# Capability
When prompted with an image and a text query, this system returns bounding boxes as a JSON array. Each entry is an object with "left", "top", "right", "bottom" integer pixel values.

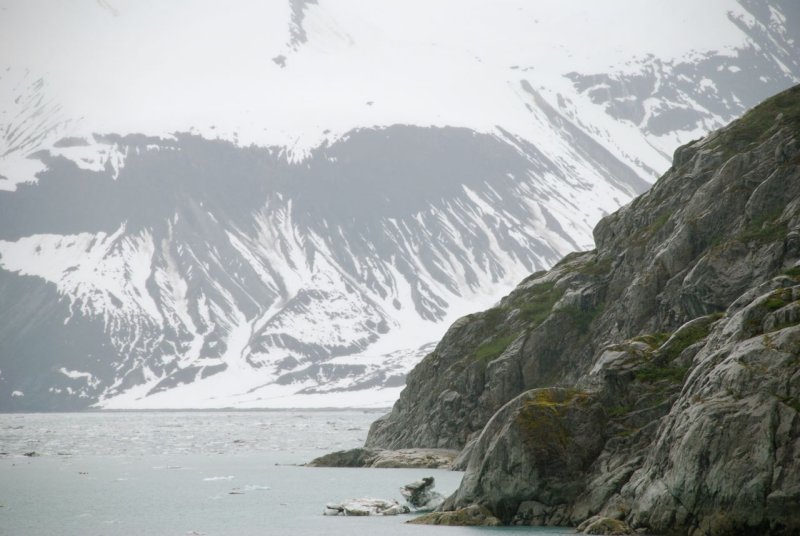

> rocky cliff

[{"left": 366, "top": 85, "right": 800, "bottom": 534}]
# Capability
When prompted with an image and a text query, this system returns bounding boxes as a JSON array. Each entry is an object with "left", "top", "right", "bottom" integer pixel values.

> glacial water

[{"left": 0, "top": 411, "right": 573, "bottom": 535}]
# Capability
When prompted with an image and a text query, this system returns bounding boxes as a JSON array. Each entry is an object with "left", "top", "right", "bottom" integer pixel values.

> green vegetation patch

[
  {"left": 783, "top": 266, "right": 800, "bottom": 279},
  {"left": 514, "top": 282, "right": 565, "bottom": 327},
  {"left": 515, "top": 389, "right": 590, "bottom": 464},
  {"left": 606, "top": 405, "right": 632, "bottom": 418},
  {"left": 631, "top": 211, "right": 672, "bottom": 245},
  {"left": 634, "top": 365, "right": 689, "bottom": 384},
  {"left": 660, "top": 320, "right": 716, "bottom": 361},
  {"left": 474, "top": 333, "right": 519, "bottom": 365},
  {"left": 551, "top": 251, "right": 589, "bottom": 270},
  {"left": 777, "top": 395, "right": 800, "bottom": 414},
  {"left": 737, "top": 211, "right": 788, "bottom": 244},
  {"left": 764, "top": 288, "right": 793, "bottom": 311},
  {"left": 468, "top": 281, "right": 566, "bottom": 367},
  {"left": 767, "top": 317, "right": 800, "bottom": 334},
  {"left": 556, "top": 304, "right": 604, "bottom": 344},
  {"left": 575, "top": 257, "right": 613, "bottom": 277},
  {"left": 634, "top": 332, "right": 672, "bottom": 349},
  {"left": 711, "top": 85, "right": 800, "bottom": 158}
]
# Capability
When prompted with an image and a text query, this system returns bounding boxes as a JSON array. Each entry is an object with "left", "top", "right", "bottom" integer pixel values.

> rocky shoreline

[
  {"left": 307, "top": 447, "right": 458, "bottom": 469},
  {"left": 359, "top": 86, "right": 800, "bottom": 535}
]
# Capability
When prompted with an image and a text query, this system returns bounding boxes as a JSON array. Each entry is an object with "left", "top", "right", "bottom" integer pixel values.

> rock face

[
  {"left": 366, "top": 85, "right": 800, "bottom": 535},
  {"left": 577, "top": 516, "right": 634, "bottom": 535},
  {"left": 407, "top": 505, "right": 502, "bottom": 527}
]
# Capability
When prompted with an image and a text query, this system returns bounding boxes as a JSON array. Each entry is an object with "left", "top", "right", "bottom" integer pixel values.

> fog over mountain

[{"left": 0, "top": 0, "right": 798, "bottom": 410}]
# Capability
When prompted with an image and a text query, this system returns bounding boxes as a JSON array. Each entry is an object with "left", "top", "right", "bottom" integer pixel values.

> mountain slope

[
  {"left": 0, "top": 123, "right": 643, "bottom": 410},
  {"left": 0, "top": 0, "right": 799, "bottom": 410},
  {"left": 368, "top": 85, "right": 800, "bottom": 534}
]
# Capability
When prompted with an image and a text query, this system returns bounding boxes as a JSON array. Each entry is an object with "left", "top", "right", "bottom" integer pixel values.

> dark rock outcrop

[
  {"left": 367, "top": 85, "right": 800, "bottom": 535},
  {"left": 307, "top": 447, "right": 457, "bottom": 469},
  {"left": 407, "top": 505, "right": 502, "bottom": 526}
]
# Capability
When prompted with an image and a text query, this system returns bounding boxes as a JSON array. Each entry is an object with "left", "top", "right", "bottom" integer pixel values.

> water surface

[{"left": 0, "top": 411, "right": 573, "bottom": 535}]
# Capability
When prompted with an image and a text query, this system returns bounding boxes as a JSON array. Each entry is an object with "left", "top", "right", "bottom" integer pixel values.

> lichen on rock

[{"left": 366, "top": 85, "right": 800, "bottom": 535}]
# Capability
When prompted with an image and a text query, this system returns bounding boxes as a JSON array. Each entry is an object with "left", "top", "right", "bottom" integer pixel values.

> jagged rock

[
  {"left": 400, "top": 477, "right": 444, "bottom": 511},
  {"left": 323, "top": 498, "right": 410, "bottom": 516},
  {"left": 407, "top": 505, "right": 501, "bottom": 526},
  {"left": 450, "top": 437, "right": 477, "bottom": 471},
  {"left": 365, "top": 85, "right": 800, "bottom": 533},
  {"left": 577, "top": 516, "right": 634, "bottom": 535},
  {"left": 307, "top": 447, "right": 457, "bottom": 469},
  {"left": 621, "top": 285, "right": 800, "bottom": 534},
  {"left": 443, "top": 388, "right": 607, "bottom": 523}
]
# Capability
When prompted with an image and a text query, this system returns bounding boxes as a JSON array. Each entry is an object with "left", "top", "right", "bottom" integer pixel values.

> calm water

[{"left": 0, "top": 411, "right": 573, "bottom": 535}]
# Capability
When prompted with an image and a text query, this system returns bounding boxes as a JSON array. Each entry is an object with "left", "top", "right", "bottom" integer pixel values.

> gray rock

[
  {"left": 577, "top": 516, "right": 634, "bottom": 535},
  {"left": 407, "top": 505, "right": 501, "bottom": 526},
  {"left": 307, "top": 447, "right": 458, "bottom": 469},
  {"left": 365, "top": 86, "right": 800, "bottom": 533},
  {"left": 370, "top": 449, "right": 458, "bottom": 469},
  {"left": 307, "top": 447, "right": 378, "bottom": 467},
  {"left": 445, "top": 388, "right": 607, "bottom": 523}
]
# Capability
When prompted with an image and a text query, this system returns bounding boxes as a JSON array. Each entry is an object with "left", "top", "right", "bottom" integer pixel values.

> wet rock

[
  {"left": 577, "top": 516, "right": 634, "bottom": 535},
  {"left": 407, "top": 505, "right": 501, "bottom": 526}
]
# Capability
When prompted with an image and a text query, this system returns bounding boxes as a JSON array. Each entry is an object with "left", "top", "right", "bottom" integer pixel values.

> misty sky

[{"left": 0, "top": 0, "right": 751, "bottom": 149}]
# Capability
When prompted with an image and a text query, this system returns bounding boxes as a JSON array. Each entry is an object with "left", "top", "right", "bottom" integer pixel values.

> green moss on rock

[
  {"left": 783, "top": 266, "right": 800, "bottom": 279},
  {"left": 633, "top": 332, "right": 672, "bottom": 349},
  {"left": 765, "top": 288, "right": 793, "bottom": 311},
  {"left": 474, "top": 333, "right": 518, "bottom": 364},
  {"left": 576, "top": 257, "right": 613, "bottom": 276},
  {"left": 634, "top": 365, "right": 689, "bottom": 384},
  {"left": 515, "top": 389, "right": 590, "bottom": 464},
  {"left": 711, "top": 85, "right": 800, "bottom": 158},
  {"left": 515, "top": 282, "right": 565, "bottom": 326},
  {"left": 737, "top": 211, "right": 788, "bottom": 244}
]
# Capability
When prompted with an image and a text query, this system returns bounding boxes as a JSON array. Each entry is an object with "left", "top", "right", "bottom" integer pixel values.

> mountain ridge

[{"left": 1, "top": 0, "right": 799, "bottom": 410}]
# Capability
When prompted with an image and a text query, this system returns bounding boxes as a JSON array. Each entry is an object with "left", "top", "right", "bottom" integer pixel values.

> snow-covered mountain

[{"left": 0, "top": 0, "right": 797, "bottom": 410}]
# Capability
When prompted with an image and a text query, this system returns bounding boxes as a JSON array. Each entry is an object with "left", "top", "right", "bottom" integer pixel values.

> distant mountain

[{"left": 0, "top": 0, "right": 798, "bottom": 410}]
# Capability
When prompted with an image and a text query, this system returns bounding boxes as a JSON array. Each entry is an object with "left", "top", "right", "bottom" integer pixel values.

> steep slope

[
  {"left": 367, "top": 86, "right": 800, "bottom": 534},
  {"left": 0, "top": 123, "right": 641, "bottom": 410},
  {"left": 0, "top": 0, "right": 798, "bottom": 410}
]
